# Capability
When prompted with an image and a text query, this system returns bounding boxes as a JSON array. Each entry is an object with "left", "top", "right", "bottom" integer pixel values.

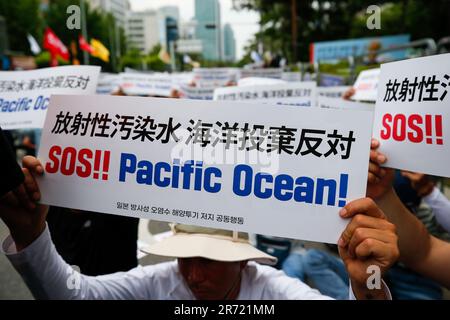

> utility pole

[
  {"left": 169, "top": 41, "right": 176, "bottom": 72},
  {"left": 115, "top": 23, "right": 121, "bottom": 71},
  {"left": 216, "top": 0, "right": 222, "bottom": 61},
  {"left": 80, "top": 0, "right": 89, "bottom": 65},
  {"left": 291, "top": 0, "right": 298, "bottom": 63},
  {"left": 108, "top": 20, "right": 116, "bottom": 72}
]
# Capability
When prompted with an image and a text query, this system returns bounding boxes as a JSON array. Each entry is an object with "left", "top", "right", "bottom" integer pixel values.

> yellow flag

[{"left": 90, "top": 38, "right": 110, "bottom": 63}]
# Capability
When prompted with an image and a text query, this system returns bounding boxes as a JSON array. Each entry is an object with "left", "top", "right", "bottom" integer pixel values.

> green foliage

[
  {"left": 235, "top": 0, "right": 450, "bottom": 63},
  {"left": 0, "top": 0, "right": 43, "bottom": 53},
  {"left": 120, "top": 46, "right": 168, "bottom": 72},
  {"left": 34, "top": 51, "right": 70, "bottom": 68},
  {"left": 1, "top": 0, "right": 126, "bottom": 70}
]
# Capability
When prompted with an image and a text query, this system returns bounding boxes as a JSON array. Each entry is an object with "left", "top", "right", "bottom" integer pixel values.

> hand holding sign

[
  {"left": 0, "top": 156, "right": 48, "bottom": 251},
  {"left": 338, "top": 197, "right": 399, "bottom": 299},
  {"left": 367, "top": 139, "right": 394, "bottom": 200}
]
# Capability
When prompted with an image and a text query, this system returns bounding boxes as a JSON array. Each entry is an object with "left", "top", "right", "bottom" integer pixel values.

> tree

[
  {"left": 1, "top": 0, "right": 127, "bottom": 70},
  {"left": 234, "top": 0, "right": 450, "bottom": 64},
  {"left": 0, "top": 0, "right": 43, "bottom": 54},
  {"left": 44, "top": 0, "right": 125, "bottom": 71}
]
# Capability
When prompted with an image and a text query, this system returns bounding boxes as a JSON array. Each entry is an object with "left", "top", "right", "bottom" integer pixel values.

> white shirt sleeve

[
  {"left": 1, "top": 224, "right": 154, "bottom": 300},
  {"left": 423, "top": 187, "right": 450, "bottom": 233}
]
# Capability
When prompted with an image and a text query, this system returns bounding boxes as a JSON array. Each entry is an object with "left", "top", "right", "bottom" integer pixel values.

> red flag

[
  {"left": 78, "top": 35, "right": 93, "bottom": 54},
  {"left": 43, "top": 28, "right": 70, "bottom": 61}
]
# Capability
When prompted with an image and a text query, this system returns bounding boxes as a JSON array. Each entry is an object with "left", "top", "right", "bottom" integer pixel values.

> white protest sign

[
  {"left": 240, "top": 68, "right": 283, "bottom": 79},
  {"left": 318, "top": 96, "right": 374, "bottom": 112},
  {"left": 237, "top": 77, "right": 286, "bottom": 87},
  {"left": 318, "top": 86, "right": 352, "bottom": 99},
  {"left": 37, "top": 94, "right": 373, "bottom": 243},
  {"left": 193, "top": 68, "right": 239, "bottom": 88},
  {"left": 96, "top": 73, "right": 121, "bottom": 95},
  {"left": 171, "top": 72, "right": 194, "bottom": 87},
  {"left": 351, "top": 68, "right": 380, "bottom": 102},
  {"left": 179, "top": 85, "right": 214, "bottom": 100},
  {"left": 373, "top": 53, "right": 450, "bottom": 177},
  {"left": 281, "top": 72, "right": 302, "bottom": 82},
  {"left": 119, "top": 72, "right": 173, "bottom": 97},
  {"left": 213, "top": 82, "right": 317, "bottom": 107},
  {"left": 0, "top": 66, "right": 100, "bottom": 129}
]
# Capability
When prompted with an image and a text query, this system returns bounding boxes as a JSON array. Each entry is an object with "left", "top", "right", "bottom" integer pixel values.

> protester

[
  {"left": 0, "top": 156, "right": 399, "bottom": 299},
  {"left": 280, "top": 86, "right": 449, "bottom": 299},
  {"left": 368, "top": 139, "right": 450, "bottom": 289},
  {"left": 401, "top": 171, "right": 450, "bottom": 233}
]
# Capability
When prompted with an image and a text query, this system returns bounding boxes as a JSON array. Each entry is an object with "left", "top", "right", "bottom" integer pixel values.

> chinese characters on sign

[
  {"left": 373, "top": 53, "right": 450, "bottom": 177},
  {"left": 37, "top": 94, "right": 373, "bottom": 243},
  {"left": 50, "top": 111, "right": 356, "bottom": 159},
  {"left": 0, "top": 66, "right": 100, "bottom": 129},
  {"left": 383, "top": 74, "right": 449, "bottom": 102}
]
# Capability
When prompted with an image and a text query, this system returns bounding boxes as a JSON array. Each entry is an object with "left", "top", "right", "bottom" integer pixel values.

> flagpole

[{"left": 80, "top": 0, "right": 89, "bottom": 65}]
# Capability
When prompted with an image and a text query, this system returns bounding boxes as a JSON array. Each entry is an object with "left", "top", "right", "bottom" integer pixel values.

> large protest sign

[
  {"left": 318, "top": 96, "right": 374, "bottom": 112},
  {"left": 351, "top": 68, "right": 380, "bottom": 102},
  {"left": 119, "top": 72, "right": 173, "bottom": 97},
  {"left": 373, "top": 53, "right": 450, "bottom": 177},
  {"left": 0, "top": 66, "right": 100, "bottom": 129},
  {"left": 213, "top": 82, "right": 317, "bottom": 107},
  {"left": 37, "top": 95, "right": 373, "bottom": 243}
]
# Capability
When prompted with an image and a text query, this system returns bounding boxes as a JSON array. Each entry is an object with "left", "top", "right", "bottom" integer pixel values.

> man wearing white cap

[{"left": 0, "top": 156, "right": 399, "bottom": 300}]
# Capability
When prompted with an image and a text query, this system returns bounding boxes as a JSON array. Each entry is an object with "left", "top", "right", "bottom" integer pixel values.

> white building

[
  {"left": 87, "top": 0, "right": 130, "bottom": 29},
  {"left": 176, "top": 20, "right": 203, "bottom": 54},
  {"left": 125, "top": 10, "right": 160, "bottom": 54}
]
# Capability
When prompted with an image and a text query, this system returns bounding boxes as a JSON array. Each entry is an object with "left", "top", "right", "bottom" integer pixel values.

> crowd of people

[{"left": 1, "top": 70, "right": 449, "bottom": 300}]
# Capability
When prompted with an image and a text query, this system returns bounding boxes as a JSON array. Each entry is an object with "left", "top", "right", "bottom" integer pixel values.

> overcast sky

[{"left": 129, "top": 0, "right": 260, "bottom": 60}]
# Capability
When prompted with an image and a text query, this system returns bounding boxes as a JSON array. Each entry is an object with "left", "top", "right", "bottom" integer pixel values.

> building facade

[
  {"left": 87, "top": 0, "right": 130, "bottom": 29},
  {"left": 194, "top": 0, "right": 221, "bottom": 61},
  {"left": 125, "top": 10, "right": 159, "bottom": 54},
  {"left": 223, "top": 23, "right": 236, "bottom": 62}
]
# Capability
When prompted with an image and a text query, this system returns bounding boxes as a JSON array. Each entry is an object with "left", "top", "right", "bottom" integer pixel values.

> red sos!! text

[
  {"left": 45, "top": 145, "right": 111, "bottom": 180},
  {"left": 380, "top": 113, "right": 443, "bottom": 145}
]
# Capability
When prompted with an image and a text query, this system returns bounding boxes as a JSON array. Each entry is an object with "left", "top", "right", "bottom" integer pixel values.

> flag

[
  {"left": 250, "top": 50, "right": 262, "bottom": 63},
  {"left": 27, "top": 34, "right": 41, "bottom": 55},
  {"left": 183, "top": 54, "right": 192, "bottom": 64},
  {"left": 158, "top": 47, "right": 171, "bottom": 64},
  {"left": 43, "top": 28, "right": 69, "bottom": 61},
  {"left": 90, "top": 38, "right": 109, "bottom": 63},
  {"left": 78, "top": 35, "right": 93, "bottom": 54},
  {"left": 183, "top": 54, "right": 199, "bottom": 68}
]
